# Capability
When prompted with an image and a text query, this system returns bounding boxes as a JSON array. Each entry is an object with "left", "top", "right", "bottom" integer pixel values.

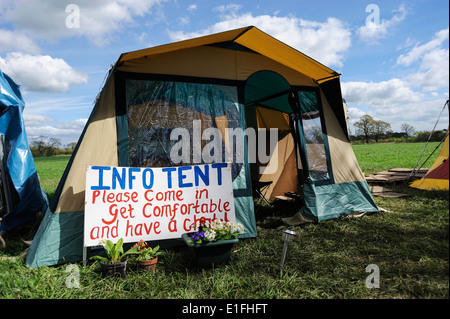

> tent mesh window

[
  {"left": 125, "top": 79, "right": 244, "bottom": 180},
  {"left": 298, "top": 91, "right": 329, "bottom": 181}
]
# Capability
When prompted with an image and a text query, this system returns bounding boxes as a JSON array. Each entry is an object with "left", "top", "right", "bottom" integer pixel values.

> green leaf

[
  {"left": 89, "top": 256, "right": 109, "bottom": 263},
  {"left": 104, "top": 240, "right": 114, "bottom": 256},
  {"left": 116, "top": 238, "right": 124, "bottom": 254}
]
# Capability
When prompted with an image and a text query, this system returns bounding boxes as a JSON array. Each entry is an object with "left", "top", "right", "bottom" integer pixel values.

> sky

[{"left": 1, "top": 0, "right": 449, "bottom": 146}]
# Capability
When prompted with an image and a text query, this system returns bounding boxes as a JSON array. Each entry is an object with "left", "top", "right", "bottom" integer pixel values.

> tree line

[
  {"left": 30, "top": 136, "right": 76, "bottom": 157},
  {"left": 352, "top": 114, "right": 447, "bottom": 144}
]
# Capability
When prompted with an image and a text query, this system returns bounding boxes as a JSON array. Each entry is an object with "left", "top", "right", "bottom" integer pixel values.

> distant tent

[
  {"left": 0, "top": 69, "right": 48, "bottom": 232},
  {"left": 26, "top": 26, "right": 378, "bottom": 268},
  {"left": 410, "top": 132, "right": 449, "bottom": 190},
  {"left": 410, "top": 100, "right": 449, "bottom": 191}
]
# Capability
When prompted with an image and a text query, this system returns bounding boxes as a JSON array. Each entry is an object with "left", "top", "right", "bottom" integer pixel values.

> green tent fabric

[
  {"left": 301, "top": 182, "right": 377, "bottom": 221},
  {"left": 244, "top": 70, "right": 292, "bottom": 113}
]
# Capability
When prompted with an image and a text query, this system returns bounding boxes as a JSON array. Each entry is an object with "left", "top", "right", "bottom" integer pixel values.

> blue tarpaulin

[{"left": 0, "top": 69, "right": 48, "bottom": 232}]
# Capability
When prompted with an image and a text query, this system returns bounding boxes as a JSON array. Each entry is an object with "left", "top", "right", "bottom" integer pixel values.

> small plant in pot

[
  {"left": 131, "top": 240, "right": 161, "bottom": 271},
  {"left": 90, "top": 238, "right": 137, "bottom": 278},
  {"left": 187, "top": 218, "right": 244, "bottom": 244},
  {"left": 182, "top": 218, "right": 244, "bottom": 268}
]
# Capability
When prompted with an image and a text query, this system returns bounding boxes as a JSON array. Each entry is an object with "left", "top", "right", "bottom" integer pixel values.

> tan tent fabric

[
  {"left": 234, "top": 27, "right": 337, "bottom": 82},
  {"left": 119, "top": 46, "right": 238, "bottom": 81},
  {"left": 118, "top": 26, "right": 337, "bottom": 83},
  {"left": 214, "top": 115, "right": 231, "bottom": 161},
  {"left": 119, "top": 28, "right": 247, "bottom": 62},
  {"left": 256, "top": 107, "right": 290, "bottom": 130},
  {"left": 259, "top": 134, "right": 298, "bottom": 198},
  {"left": 320, "top": 90, "right": 365, "bottom": 184},
  {"left": 56, "top": 76, "right": 119, "bottom": 213},
  {"left": 234, "top": 49, "right": 315, "bottom": 86},
  {"left": 255, "top": 107, "right": 298, "bottom": 198},
  {"left": 118, "top": 45, "right": 315, "bottom": 86}
]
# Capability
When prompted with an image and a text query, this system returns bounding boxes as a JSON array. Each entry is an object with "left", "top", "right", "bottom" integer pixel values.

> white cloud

[
  {"left": 407, "top": 48, "right": 449, "bottom": 91},
  {"left": 26, "top": 125, "right": 82, "bottom": 137},
  {"left": 396, "top": 28, "right": 449, "bottom": 91},
  {"left": 24, "top": 96, "right": 93, "bottom": 114},
  {"left": 23, "top": 114, "right": 55, "bottom": 127},
  {"left": 54, "top": 118, "right": 88, "bottom": 130},
  {"left": 347, "top": 107, "right": 368, "bottom": 128},
  {"left": 25, "top": 118, "right": 88, "bottom": 145},
  {"left": 0, "top": 29, "right": 40, "bottom": 54},
  {"left": 168, "top": 13, "right": 351, "bottom": 68},
  {"left": 347, "top": 107, "right": 367, "bottom": 120},
  {"left": 2, "top": 0, "right": 166, "bottom": 47},
  {"left": 341, "top": 78, "right": 423, "bottom": 108},
  {"left": 187, "top": 4, "right": 197, "bottom": 12},
  {"left": 22, "top": 97, "right": 91, "bottom": 144},
  {"left": 373, "top": 99, "right": 449, "bottom": 132},
  {"left": 0, "top": 52, "right": 88, "bottom": 92},
  {"left": 213, "top": 4, "right": 242, "bottom": 14},
  {"left": 357, "top": 4, "right": 408, "bottom": 44},
  {"left": 396, "top": 28, "right": 449, "bottom": 66},
  {"left": 178, "top": 17, "right": 190, "bottom": 26},
  {"left": 344, "top": 26, "right": 449, "bottom": 132}
]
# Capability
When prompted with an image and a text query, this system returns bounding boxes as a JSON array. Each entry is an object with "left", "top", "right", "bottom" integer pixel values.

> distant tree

[
  {"left": 373, "top": 120, "right": 392, "bottom": 142},
  {"left": 401, "top": 123, "right": 415, "bottom": 142},
  {"left": 354, "top": 115, "right": 375, "bottom": 144},
  {"left": 66, "top": 142, "right": 77, "bottom": 150},
  {"left": 31, "top": 136, "right": 61, "bottom": 156}
]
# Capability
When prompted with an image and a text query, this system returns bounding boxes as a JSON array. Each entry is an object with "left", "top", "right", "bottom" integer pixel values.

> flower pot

[
  {"left": 100, "top": 259, "right": 127, "bottom": 278},
  {"left": 137, "top": 257, "right": 158, "bottom": 271},
  {"left": 182, "top": 233, "right": 238, "bottom": 268}
]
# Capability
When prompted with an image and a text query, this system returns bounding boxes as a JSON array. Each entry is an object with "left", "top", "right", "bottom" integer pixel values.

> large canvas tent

[
  {"left": 27, "top": 26, "right": 378, "bottom": 267},
  {"left": 0, "top": 69, "right": 48, "bottom": 233}
]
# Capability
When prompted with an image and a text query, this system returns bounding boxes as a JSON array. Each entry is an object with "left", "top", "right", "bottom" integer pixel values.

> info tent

[{"left": 26, "top": 26, "right": 378, "bottom": 268}]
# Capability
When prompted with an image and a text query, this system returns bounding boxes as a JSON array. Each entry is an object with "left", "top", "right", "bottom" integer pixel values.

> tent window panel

[
  {"left": 298, "top": 91, "right": 329, "bottom": 181},
  {"left": 125, "top": 79, "right": 243, "bottom": 180}
]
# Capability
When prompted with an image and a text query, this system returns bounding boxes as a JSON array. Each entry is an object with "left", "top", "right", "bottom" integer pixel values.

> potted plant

[
  {"left": 131, "top": 240, "right": 161, "bottom": 271},
  {"left": 182, "top": 218, "right": 244, "bottom": 268},
  {"left": 90, "top": 238, "right": 137, "bottom": 278}
]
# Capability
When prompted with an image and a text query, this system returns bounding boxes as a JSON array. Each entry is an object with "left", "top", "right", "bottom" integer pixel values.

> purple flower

[{"left": 190, "top": 231, "right": 206, "bottom": 242}]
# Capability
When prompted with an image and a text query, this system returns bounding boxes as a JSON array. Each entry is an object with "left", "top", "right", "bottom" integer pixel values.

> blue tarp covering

[{"left": 0, "top": 69, "right": 48, "bottom": 231}]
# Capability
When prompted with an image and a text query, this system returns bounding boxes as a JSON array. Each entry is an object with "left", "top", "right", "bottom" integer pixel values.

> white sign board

[{"left": 84, "top": 163, "right": 236, "bottom": 247}]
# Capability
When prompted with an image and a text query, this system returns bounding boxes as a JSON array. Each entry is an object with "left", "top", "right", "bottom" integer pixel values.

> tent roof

[{"left": 118, "top": 26, "right": 340, "bottom": 83}]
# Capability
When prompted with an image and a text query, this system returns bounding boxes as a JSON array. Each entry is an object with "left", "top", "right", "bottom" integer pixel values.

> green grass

[
  {"left": 353, "top": 142, "right": 442, "bottom": 175},
  {"left": 33, "top": 155, "right": 71, "bottom": 201},
  {"left": 0, "top": 143, "right": 448, "bottom": 300}
]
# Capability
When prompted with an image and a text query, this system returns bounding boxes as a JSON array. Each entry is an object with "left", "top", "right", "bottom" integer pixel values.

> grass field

[
  {"left": 353, "top": 142, "right": 442, "bottom": 175},
  {"left": 32, "top": 155, "right": 71, "bottom": 201},
  {"left": 0, "top": 142, "right": 448, "bottom": 301}
]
